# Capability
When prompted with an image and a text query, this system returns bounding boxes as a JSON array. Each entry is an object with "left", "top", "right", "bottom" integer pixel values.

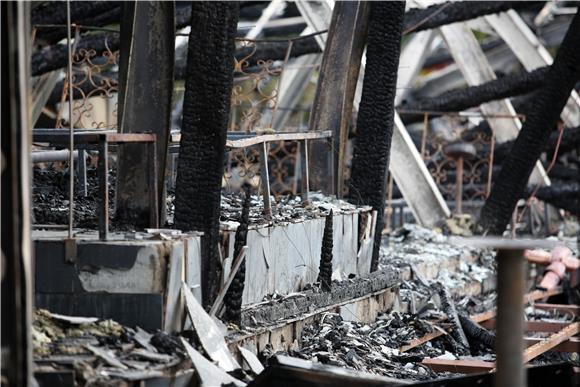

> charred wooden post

[
  {"left": 224, "top": 190, "right": 251, "bottom": 325},
  {"left": 307, "top": 1, "right": 369, "bottom": 195},
  {"left": 400, "top": 66, "right": 548, "bottom": 115},
  {"left": 348, "top": 1, "right": 405, "bottom": 271},
  {"left": 174, "top": 2, "right": 238, "bottom": 308},
  {"left": 479, "top": 11, "right": 580, "bottom": 235},
  {"left": 433, "top": 283, "right": 470, "bottom": 355},
  {"left": 444, "top": 142, "right": 477, "bottom": 215},
  {"left": 115, "top": 1, "right": 174, "bottom": 228},
  {"left": 317, "top": 210, "right": 334, "bottom": 292},
  {"left": 495, "top": 248, "right": 526, "bottom": 387},
  {"left": 2, "top": 1, "right": 33, "bottom": 384}
]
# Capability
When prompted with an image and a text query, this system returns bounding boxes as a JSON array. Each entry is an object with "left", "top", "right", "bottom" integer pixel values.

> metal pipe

[
  {"left": 455, "top": 156, "right": 464, "bottom": 214},
  {"left": 31, "top": 149, "right": 78, "bottom": 163},
  {"left": 66, "top": 0, "right": 74, "bottom": 239},
  {"left": 260, "top": 141, "right": 272, "bottom": 220},
  {"left": 495, "top": 248, "right": 526, "bottom": 387}
]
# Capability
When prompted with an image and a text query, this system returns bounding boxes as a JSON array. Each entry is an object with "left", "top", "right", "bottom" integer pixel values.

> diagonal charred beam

[
  {"left": 400, "top": 67, "right": 549, "bottom": 115},
  {"left": 348, "top": 1, "right": 405, "bottom": 272},
  {"left": 403, "top": 1, "right": 542, "bottom": 34},
  {"left": 479, "top": 10, "right": 580, "bottom": 235},
  {"left": 174, "top": 2, "right": 239, "bottom": 308}
]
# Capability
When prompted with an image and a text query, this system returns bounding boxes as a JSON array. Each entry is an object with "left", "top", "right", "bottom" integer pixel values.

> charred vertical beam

[
  {"left": 348, "top": 1, "right": 405, "bottom": 271},
  {"left": 308, "top": 1, "right": 369, "bottom": 195},
  {"left": 116, "top": 1, "right": 174, "bottom": 227},
  {"left": 317, "top": 210, "right": 334, "bottom": 291},
  {"left": 174, "top": 2, "right": 238, "bottom": 308},
  {"left": 479, "top": 11, "right": 580, "bottom": 235},
  {"left": 224, "top": 190, "right": 250, "bottom": 325},
  {"left": 1, "top": 1, "right": 33, "bottom": 385}
]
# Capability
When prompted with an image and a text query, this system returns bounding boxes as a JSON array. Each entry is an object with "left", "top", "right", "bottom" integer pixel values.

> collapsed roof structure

[{"left": 2, "top": 1, "right": 579, "bottom": 386}]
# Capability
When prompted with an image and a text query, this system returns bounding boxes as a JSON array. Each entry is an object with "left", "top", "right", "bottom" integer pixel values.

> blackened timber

[
  {"left": 317, "top": 210, "right": 333, "bottom": 291},
  {"left": 33, "top": 33, "right": 320, "bottom": 78},
  {"left": 348, "top": 1, "right": 405, "bottom": 271},
  {"left": 434, "top": 283, "right": 470, "bottom": 355},
  {"left": 32, "top": 1, "right": 120, "bottom": 44},
  {"left": 546, "top": 165, "right": 580, "bottom": 182},
  {"left": 494, "top": 126, "right": 580, "bottom": 163},
  {"left": 224, "top": 190, "right": 250, "bottom": 325},
  {"left": 459, "top": 313, "right": 496, "bottom": 349},
  {"left": 47, "top": 72, "right": 118, "bottom": 106},
  {"left": 530, "top": 183, "right": 580, "bottom": 215},
  {"left": 479, "top": 10, "right": 580, "bottom": 235},
  {"left": 174, "top": 2, "right": 238, "bottom": 308},
  {"left": 31, "top": 32, "right": 120, "bottom": 76},
  {"left": 403, "top": 1, "right": 541, "bottom": 34},
  {"left": 30, "top": 1, "right": 539, "bottom": 77},
  {"left": 241, "top": 270, "right": 400, "bottom": 327},
  {"left": 115, "top": 1, "right": 174, "bottom": 228},
  {"left": 308, "top": 0, "right": 369, "bottom": 195},
  {"left": 400, "top": 67, "right": 549, "bottom": 114},
  {"left": 2, "top": 2, "right": 33, "bottom": 384}
]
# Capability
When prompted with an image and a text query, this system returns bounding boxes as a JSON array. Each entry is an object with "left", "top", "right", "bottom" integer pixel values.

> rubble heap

[
  {"left": 33, "top": 309, "right": 189, "bottom": 384},
  {"left": 284, "top": 311, "right": 452, "bottom": 381}
]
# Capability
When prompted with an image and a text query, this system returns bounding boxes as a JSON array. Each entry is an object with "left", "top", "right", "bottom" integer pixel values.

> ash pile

[{"left": 33, "top": 166, "right": 115, "bottom": 228}]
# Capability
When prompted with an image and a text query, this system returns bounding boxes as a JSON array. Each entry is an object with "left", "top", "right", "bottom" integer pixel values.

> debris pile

[
  {"left": 32, "top": 167, "right": 114, "bottom": 228},
  {"left": 381, "top": 224, "right": 496, "bottom": 305},
  {"left": 284, "top": 311, "right": 450, "bottom": 381},
  {"left": 33, "top": 309, "right": 190, "bottom": 384},
  {"left": 217, "top": 192, "right": 368, "bottom": 229}
]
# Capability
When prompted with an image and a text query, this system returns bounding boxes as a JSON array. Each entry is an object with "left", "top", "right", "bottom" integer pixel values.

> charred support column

[
  {"left": 1, "top": 1, "right": 33, "bottom": 384},
  {"left": 495, "top": 248, "right": 526, "bottom": 387},
  {"left": 479, "top": 11, "right": 580, "bottom": 235},
  {"left": 116, "top": 1, "right": 174, "bottom": 228},
  {"left": 348, "top": 1, "right": 405, "bottom": 271},
  {"left": 308, "top": 1, "right": 369, "bottom": 195},
  {"left": 317, "top": 210, "right": 334, "bottom": 291},
  {"left": 174, "top": 2, "right": 238, "bottom": 308}
]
